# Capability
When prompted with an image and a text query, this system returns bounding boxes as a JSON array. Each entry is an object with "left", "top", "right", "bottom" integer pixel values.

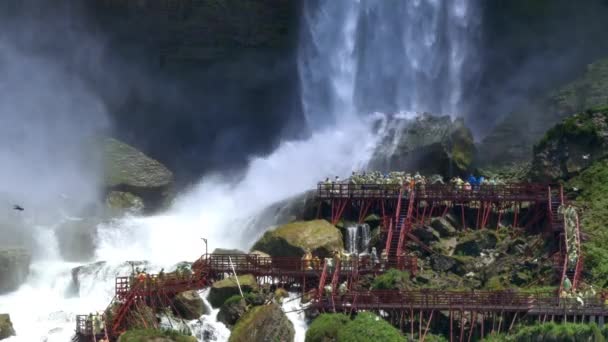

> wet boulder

[
  {"left": 105, "top": 191, "right": 145, "bottom": 215},
  {"left": 228, "top": 304, "right": 294, "bottom": 342},
  {"left": 0, "top": 314, "right": 15, "bottom": 340},
  {"left": 217, "top": 296, "right": 248, "bottom": 327},
  {"left": 430, "top": 254, "right": 459, "bottom": 273},
  {"left": 251, "top": 220, "right": 343, "bottom": 258},
  {"left": 368, "top": 113, "right": 476, "bottom": 175},
  {"left": 172, "top": 290, "right": 207, "bottom": 320},
  {"left": 454, "top": 230, "right": 498, "bottom": 257},
  {"left": 0, "top": 248, "right": 31, "bottom": 294},
  {"left": 208, "top": 274, "right": 258, "bottom": 308},
  {"left": 430, "top": 217, "right": 457, "bottom": 237},
  {"left": 411, "top": 226, "right": 440, "bottom": 244},
  {"left": 103, "top": 138, "right": 173, "bottom": 212}
]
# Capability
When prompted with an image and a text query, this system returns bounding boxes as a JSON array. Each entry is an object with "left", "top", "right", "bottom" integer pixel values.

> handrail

[
  {"left": 384, "top": 218, "right": 393, "bottom": 256},
  {"left": 317, "top": 182, "right": 551, "bottom": 201},
  {"left": 396, "top": 186, "right": 416, "bottom": 261}
]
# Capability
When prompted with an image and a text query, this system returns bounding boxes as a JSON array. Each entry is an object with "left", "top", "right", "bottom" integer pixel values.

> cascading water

[
  {"left": 1, "top": 1, "right": 480, "bottom": 341},
  {"left": 347, "top": 226, "right": 359, "bottom": 254},
  {"left": 360, "top": 224, "right": 371, "bottom": 254},
  {"left": 299, "top": 0, "right": 480, "bottom": 120}
]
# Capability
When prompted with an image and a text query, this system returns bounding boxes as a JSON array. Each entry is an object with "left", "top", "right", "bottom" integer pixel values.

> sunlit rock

[
  {"left": 103, "top": 138, "right": 173, "bottom": 212},
  {"left": 251, "top": 220, "right": 343, "bottom": 258},
  {"left": 228, "top": 304, "right": 294, "bottom": 342},
  {"left": 172, "top": 290, "right": 207, "bottom": 320},
  {"left": 208, "top": 274, "right": 258, "bottom": 308},
  {"left": 0, "top": 314, "right": 15, "bottom": 340}
]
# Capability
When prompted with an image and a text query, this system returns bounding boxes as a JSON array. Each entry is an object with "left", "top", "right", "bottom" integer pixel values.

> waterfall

[
  {"left": 360, "top": 224, "right": 371, "bottom": 254},
  {"left": 347, "top": 226, "right": 359, "bottom": 254},
  {"left": 0, "top": 1, "right": 481, "bottom": 341},
  {"left": 346, "top": 224, "right": 371, "bottom": 255},
  {"left": 299, "top": 0, "right": 480, "bottom": 124}
]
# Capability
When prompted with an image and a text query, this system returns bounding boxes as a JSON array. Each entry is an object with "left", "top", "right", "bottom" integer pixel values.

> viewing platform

[{"left": 317, "top": 182, "right": 549, "bottom": 202}]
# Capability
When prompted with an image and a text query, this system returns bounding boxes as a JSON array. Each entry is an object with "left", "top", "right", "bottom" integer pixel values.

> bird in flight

[{"left": 13, "top": 205, "right": 24, "bottom": 211}]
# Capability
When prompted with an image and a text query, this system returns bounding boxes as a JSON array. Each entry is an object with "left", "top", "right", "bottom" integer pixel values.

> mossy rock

[
  {"left": 217, "top": 296, "right": 247, "bottom": 327},
  {"left": 454, "top": 230, "right": 498, "bottom": 257},
  {"left": 172, "top": 290, "right": 207, "bottom": 320},
  {"left": 305, "top": 313, "right": 350, "bottom": 342},
  {"left": 252, "top": 220, "right": 343, "bottom": 258},
  {"left": 337, "top": 312, "right": 405, "bottom": 342},
  {"left": 229, "top": 304, "right": 294, "bottom": 342},
  {"left": 274, "top": 288, "right": 289, "bottom": 303},
  {"left": 106, "top": 191, "right": 145, "bottom": 214},
  {"left": 430, "top": 254, "right": 460, "bottom": 273},
  {"left": 103, "top": 138, "right": 173, "bottom": 212},
  {"left": 208, "top": 274, "right": 258, "bottom": 308},
  {"left": 0, "top": 248, "right": 31, "bottom": 294},
  {"left": 211, "top": 248, "right": 246, "bottom": 255},
  {"left": 531, "top": 109, "right": 608, "bottom": 180},
  {"left": 0, "top": 314, "right": 16, "bottom": 340},
  {"left": 117, "top": 328, "right": 197, "bottom": 342},
  {"left": 430, "top": 217, "right": 457, "bottom": 237}
]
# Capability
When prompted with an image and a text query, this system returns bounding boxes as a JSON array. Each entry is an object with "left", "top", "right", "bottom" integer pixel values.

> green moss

[
  {"left": 0, "top": 314, "right": 16, "bottom": 339},
  {"left": 305, "top": 313, "right": 350, "bottom": 342},
  {"left": 566, "top": 159, "right": 608, "bottom": 286},
  {"left": 252, "top": 220, "right": 343, "bottom": 258},
  {"left": 208, "top": 274, "right": 258, "bottom": 308},
  {"left": 103, "top": 138, "right": 173, "bottom": 188},
  {"left": 336, "top": 312, "right": 405, "bottom": 342},
  {"left": 229, "top": 304, "right": 294, "bottom": 342},
  {"left": 371, "top": 269, "right": 412, "bottom": 290},
  {"left": 119, "top": 328, "right": 196, "bottom": 342},
  {"left": 535, "top": 110, "right": 602, "bottom": 151}
]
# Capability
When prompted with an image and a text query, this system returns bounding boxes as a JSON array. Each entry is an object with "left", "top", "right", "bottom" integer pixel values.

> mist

[{"left": 0, "top": 1, "right": 110, "bottom": 252}]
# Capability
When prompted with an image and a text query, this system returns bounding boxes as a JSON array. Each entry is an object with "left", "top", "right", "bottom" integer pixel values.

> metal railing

[
  {"left": 314, "top": 289, "right": 608, "bottom": 313},
  {"left": 317, "top": 183, "right": 549, "bottom": 202}
]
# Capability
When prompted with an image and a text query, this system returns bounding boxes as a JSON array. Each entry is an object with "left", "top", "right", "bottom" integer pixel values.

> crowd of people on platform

[{"left": 319, "top": 172, "right": 509, "bottom": 197}]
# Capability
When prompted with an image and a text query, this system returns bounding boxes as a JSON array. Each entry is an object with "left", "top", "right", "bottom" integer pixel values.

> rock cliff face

[
  {"left": 85, "top": 0, "right": 303, "bottom": 179},
  {"left": 480, "top": 58, "right": 608, "bottom": 165}
]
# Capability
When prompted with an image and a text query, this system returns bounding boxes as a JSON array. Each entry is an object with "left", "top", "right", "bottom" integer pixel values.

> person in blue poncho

[{"left": 468, "top": 174, "right": 478, "bottom": 186}]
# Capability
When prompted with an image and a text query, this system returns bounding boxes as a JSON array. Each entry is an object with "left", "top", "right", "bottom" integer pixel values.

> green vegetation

[
  {"left": 336, "top": 312, "right": 405, "bottom": 342},
  {"left": 566, "top": 159, "right": 608, "bottom": 286},
  {"left": 485, "top": 322, "right": 607, "bottom": 341},
  {"left": 535, "top": 109, "right": 605, "bottom": 151},
  {"left": 305, "top": 313, "right": 350, "bottom": 342},
  {"left": 119, "top": 328, "right": 196, "bottom": 342},
  {"left": 371, "top": 269, "right": 412, "bottom": 290},
  {"left": 208, "top": 274, "right": 259, "bottom": 308}
]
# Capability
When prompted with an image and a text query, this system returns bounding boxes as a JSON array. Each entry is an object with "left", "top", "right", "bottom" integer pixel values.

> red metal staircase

[{"left": 395, "top": 186, "right": 416, "bottom": 268}]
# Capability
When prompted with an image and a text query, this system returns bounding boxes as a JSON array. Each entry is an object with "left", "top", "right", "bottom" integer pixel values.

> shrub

[
  {"left": 305, "top": 313, "right": 350, "bottom": 342},
  {"left": 371, "top": 269, "right": 411, "bottom": 290},
  {"left": 336, "top": 312, "right": 405, "bottom": 342},
  {"left": 119, "top": 328, "right": 196, "bottom": 342}
]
